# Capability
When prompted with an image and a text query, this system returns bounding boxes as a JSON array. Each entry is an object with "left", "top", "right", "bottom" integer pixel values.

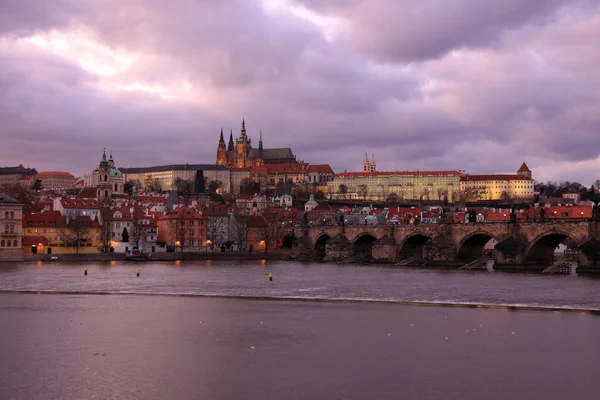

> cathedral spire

[
  {"left": 259, "top": 130, "right": 263, "bottom": 151},
  {"left": 219, "top": 127, "right": 224, "bottom": 143},
  {"left": 109, "top": 150, "right": 113, "bottom": 161},
  {"left": 228, "top": 129, "right": 234, "bottom": 151},
  {"left": 241, "top": 117, "right": 247, "bottom": 139},
  {"left": 100, "top": 148, "right": 108, "bottom": 168}
]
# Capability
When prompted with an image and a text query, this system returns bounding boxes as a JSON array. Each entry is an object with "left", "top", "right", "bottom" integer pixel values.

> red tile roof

[
  {"left": 36, "top": 171, "right": 74, "bottom": 177},
  {"left": 157, "top": 206, "right": 206, "bottom": 221},
  {"left": 76, "top": 187, "right": 98, "bottom": 199},
  {"left": 461, "top": 174, "right": 533, "bottom": 182},
  {"left": 337, "top": 171, "right": 461, "bottom": 178},
  {"left": 19, "top": 175, "right": 34, "bottom": 181},
  {"left": 307, "top": 164, "right": 334, "bottom": 173},
  {"left": 23, "top": 211, "right": 66, "bottom": 227},
  {"left": 137, "top": 195, "right": 167, "bottom": 204},
  {"left": 22, "top": 236, "right": 50, "bottom": 246},
  {"left": 517, "top": 162, "right": 531, "bottom": 172},
  {"left": 265, "top": 163, "right": 309, "bottom": 174},
  {"left": 61, "top": 198, "right": 100, "bottom": 209}
]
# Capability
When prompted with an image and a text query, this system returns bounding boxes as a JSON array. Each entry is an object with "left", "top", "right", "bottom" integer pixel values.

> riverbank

[{"left": 27, "top": 251, "right": 292, "bottom": 262}]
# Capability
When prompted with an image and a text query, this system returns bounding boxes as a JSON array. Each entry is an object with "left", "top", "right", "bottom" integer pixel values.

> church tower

[
  {"left": 370, "top": 154, "right": 376, "bottom": 172},
  {"left": 235, "top": 118, "right": 252, "bottom": 168},
  {"left": 517, "top": 162, "right": 532, "bottom": 179},
  {"left": 362, "top": 153, "right": 369, "bottom": 172},
  {"left": 97, "top": 148, "right": 112, "bottom": 200},
  {"left": 216, "top": 128, "right": 228, "bottom": 166}
]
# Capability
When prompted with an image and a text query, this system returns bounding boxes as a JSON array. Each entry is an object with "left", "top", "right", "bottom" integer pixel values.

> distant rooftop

[
  {"left": 120, "top": 164, "right": 229, "bottom": 174},
  {"left": 0, "top": 193, "right": 21, "bottom": 204},
  {"left": 0, "top": 165, "right": 38, "bottom": 175}
]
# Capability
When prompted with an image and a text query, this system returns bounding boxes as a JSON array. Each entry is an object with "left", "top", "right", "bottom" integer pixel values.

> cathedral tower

[
  {"left": 216, "top": 128, "right": 228, "bottom": 166},
  {"left": 227, "top": 129, "right": 234, "bottom": 152},
  {"left": 97, "top": 148, "right": 112, "bottom": 200},
  {"left": 234, "top": 118, "right": 252, "bottom": 168}
]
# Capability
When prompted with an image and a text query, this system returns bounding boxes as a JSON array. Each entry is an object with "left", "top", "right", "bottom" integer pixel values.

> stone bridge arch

[
  {"left": 398, "top": 233, "right": 432, "bottom": 259},
  {"left": 281, "top": 234, "right": 297, "bottom": 249},
  {"left": 314, "top": 233, "right": 332, "bottom": 259},
  {"left": 525, "top": 229, "right": 580, "bottom": 265},
  {"left": 456, "top": 231, "right": 500, "bottom": 262},
  {"left": 352, "top": 232, "right": 378, "bottom": 256}
]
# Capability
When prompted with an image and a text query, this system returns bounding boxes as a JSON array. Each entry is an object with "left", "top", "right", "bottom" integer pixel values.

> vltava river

[{"left": 1, "top": 260, "right": 599, "bottom": 400}]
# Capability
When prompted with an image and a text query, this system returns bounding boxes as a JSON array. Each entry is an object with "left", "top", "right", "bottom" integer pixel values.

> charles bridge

[{"left": 278, "top": 221, "right": 600, "bottom": 272}]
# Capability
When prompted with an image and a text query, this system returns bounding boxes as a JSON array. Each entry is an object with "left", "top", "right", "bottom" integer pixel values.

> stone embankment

[{"left": 25, "top": 251, "right": 291, "bottom": 263}]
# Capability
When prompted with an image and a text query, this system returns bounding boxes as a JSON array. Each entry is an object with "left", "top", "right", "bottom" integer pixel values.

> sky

[{"left": 1, "top": 0, "right": 600, "bottom": 184}]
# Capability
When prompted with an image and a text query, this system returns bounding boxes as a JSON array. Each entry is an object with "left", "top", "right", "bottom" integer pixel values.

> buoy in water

[
  {"left": 84, "top": 267, "right": 88, "bottom": 276},
  {"left": 136, "top": 268, "right": 140, "bottom": 277},
  {"left": 268, "top": 272, "right": 273, "bottom": 282}
]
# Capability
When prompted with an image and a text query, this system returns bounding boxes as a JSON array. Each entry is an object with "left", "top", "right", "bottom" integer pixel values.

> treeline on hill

[{"left": 535, "top": 180, "right": 600, "bottom": 202}]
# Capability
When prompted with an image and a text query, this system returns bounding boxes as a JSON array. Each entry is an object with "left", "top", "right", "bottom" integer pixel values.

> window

[
  {"left": 0, "top": 240, "right": 4, "bottom": 247},
  {"left": 10, "top": 211, "right": 14, "bottom": 219},
  {"left": 4, "top": 225, "right": 8, "bottom": 233},
  {"left": 4, "top": 212, "right": 8, "bottom": 219},
  {"left": 13, "top": 240, "right": 17, "bottom": 247},
  {"left": 7, "top": 240, "right": 11, "bottom": 247}
]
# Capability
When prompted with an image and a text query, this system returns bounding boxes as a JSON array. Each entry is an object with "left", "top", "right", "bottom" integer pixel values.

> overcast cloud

[{"left": 1, "top": 0, "right": 600, "bottom": 184}]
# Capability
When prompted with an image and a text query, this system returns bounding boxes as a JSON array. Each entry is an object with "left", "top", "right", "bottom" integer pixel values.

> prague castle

[{"left": 216, "top": 119, "right": 297, "bottom": 168}]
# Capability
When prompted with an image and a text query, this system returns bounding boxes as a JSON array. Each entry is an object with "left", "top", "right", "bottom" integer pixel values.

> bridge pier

[
  {"left": 422, "top": 235, "right": 459, "bottom": 266},
  {"left": 493, "top": 236, "right": 527, "bottom": 271},
  {"left": 577, "top": 238, "right": 600, "bottom": 274},
  {"left": 324, "top": 234, "right": 350, "bottom": 262},
  {"left": 372, "top": 236, "right": 397, "bottom": 263}
]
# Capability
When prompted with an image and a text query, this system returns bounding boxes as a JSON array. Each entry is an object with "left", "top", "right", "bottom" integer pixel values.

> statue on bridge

[
  {"left": 539, "top": 207, "right": 545, "bottom": 223},
  {"left": 510, "top": 208, "right": 517, "bottom": 223},
  {"left": 592, "top": 202, "right": 600, "bottom": 221},
  {"left": 339, "top": 213, "right": 345, "bottom": 226}
]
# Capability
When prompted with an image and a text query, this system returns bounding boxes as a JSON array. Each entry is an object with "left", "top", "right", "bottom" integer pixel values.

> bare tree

[
  {"left": 100, "top": 219, "right": 112, "bottom": 252},
  {"left": 359, "top": 185, "right": 368, "bottom": 200},
  {"left": 173, "top": 177, "right": 193, "bottom": 194},
  {"left": 386, "top": 192, "right": 399, "bottom": 203},
  {"left": 206, "top": 215, "right": 228, "bottom": 249},
  {"left": 232, "top": 213, "right": 248, "bottom": 251},
  {"left": 124, "top": 179, "right": 142, "bottom": 196},
  {"left": 144, "top": 175, "right": 159, "bottom": 193},
  {"left": 240, "top": 178, "right": 260, "bottom": 195},
  {"left": 1, "top": 183, "right": 38, "bottom": 214},
  {"left": 168, "top": 211, "right": 193, "bottom": 253},
  {"left": 436, "top": 188, "right": 444, "bottom": 201},
  {"left": 338, "top": 184, "right": 348, "bottom": 199},
  {"left": 61, "top": 217, "right": 90, "bottom": 254},
  {"left": 129, "top": 211, "right": 146, "bottom": 248}
]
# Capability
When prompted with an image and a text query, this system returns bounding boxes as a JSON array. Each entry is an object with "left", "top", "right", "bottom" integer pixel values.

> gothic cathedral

[{"left": 216, "top": 119, "right": 297, "bottom": 168}]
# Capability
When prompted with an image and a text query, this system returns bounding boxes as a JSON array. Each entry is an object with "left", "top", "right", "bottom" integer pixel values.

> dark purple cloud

[{"left": 0, "top": 0, "right": 599, "bottom": 184}]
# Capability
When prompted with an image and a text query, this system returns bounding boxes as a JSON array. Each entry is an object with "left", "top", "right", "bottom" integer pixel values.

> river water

[{"left": 1, "top": 260, "right": 600, "bottom": 399}]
